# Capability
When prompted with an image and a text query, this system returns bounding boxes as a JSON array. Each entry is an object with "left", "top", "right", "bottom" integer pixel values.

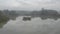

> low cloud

[{"left": 0, "top": 0, "right": 60, "bottom": 11}]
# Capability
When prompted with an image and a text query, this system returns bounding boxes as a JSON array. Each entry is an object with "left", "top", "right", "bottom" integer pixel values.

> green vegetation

[
  {"left": 0, "top": 9, "right": 20, "bottom": 28},
  {"left": 0, "top": 11, "right": 9, "bottom": 23},
  {"left": 0, "top": 11, "right": 9, "bottom": 28}
]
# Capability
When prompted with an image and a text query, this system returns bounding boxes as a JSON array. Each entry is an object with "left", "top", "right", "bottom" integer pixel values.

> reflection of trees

[
  {"left": 40, "top": 16, "right": 58, "bottom": 20},
  {"left": 0, "top": 22, "right": 7, "bottom": 28},
  {"left": 40, "top": 14, "right": 60, "bottom": 20}
]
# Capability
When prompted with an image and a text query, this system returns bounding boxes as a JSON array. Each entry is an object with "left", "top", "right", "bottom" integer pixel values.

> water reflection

[
  {"left": 22, "top": 16, "right": 59, "bottom": 21},
  {"left": 0, "top": 16, "right": 60, "bottom": 34},
  {"left": 0, "top": 18, "right": 16, "bottom": 28},
  {"left": 0, "top": 21, "right": 9, "bottom": 28},
  {"left": 0, "top": 22, "right": 6, "bottom": 28},
  {"left": 40, "top": 16, "right": 60, "bottom": 20}
]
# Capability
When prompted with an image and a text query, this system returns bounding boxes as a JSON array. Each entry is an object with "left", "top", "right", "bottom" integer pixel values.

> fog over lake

[
  {"left": 0, "top": 16, "right": 60, "bottom": 34},
  {"left": 0, "top": 0, "right": 60, "bottom": 34}
]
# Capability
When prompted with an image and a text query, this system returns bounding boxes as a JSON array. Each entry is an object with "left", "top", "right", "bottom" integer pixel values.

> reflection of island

[{"left": 40, "top": 16, "right": 58, "bottom": 20}]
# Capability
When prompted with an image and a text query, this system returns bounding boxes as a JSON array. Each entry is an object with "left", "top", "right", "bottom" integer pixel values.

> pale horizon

[{"left": 0, "top": 0, "right": 60, "bottom": 11}]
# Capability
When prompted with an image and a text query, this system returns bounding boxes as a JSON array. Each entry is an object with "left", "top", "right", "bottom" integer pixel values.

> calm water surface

[{"left": 0, "top": 16, "right": 60, "bottom": 34}]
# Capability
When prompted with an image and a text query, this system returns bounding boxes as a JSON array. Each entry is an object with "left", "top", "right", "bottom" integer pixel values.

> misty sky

[{"left": 0, "top": 0, "right": 60, "bottom": 11}]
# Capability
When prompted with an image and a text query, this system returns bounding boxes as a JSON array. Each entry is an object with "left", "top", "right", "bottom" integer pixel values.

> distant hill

[{"left": 16, "top": 11, "right": 32, "bottom": 16}]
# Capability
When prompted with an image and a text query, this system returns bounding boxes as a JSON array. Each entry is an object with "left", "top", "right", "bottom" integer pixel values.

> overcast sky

[{"left": 0, "top": 0, "right": 60, "bottom": 11}]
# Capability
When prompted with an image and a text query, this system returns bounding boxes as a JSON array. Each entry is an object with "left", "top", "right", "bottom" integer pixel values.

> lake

[{"left": 0, "top": 16, "right": 60, "bottom": 34}]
